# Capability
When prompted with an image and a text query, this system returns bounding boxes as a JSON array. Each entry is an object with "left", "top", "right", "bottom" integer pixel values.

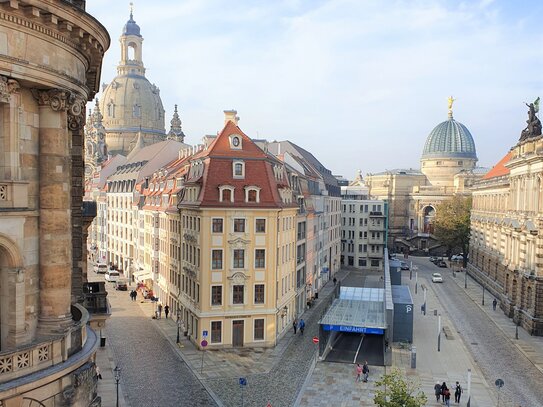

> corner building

[
  {"left": 0, "top": 1, "right": 109, "bottom": 405},
  {"left": 178, "top": 116, "right": 298, "bottom": 348}
]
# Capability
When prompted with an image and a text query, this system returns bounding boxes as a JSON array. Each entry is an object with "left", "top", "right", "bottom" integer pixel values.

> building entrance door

[{"left": 232, "top": 320, "right": 244, "bottom": 347}]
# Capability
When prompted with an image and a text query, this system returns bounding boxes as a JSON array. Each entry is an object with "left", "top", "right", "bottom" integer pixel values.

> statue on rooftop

[{"left": 520, "top": 97, "right": 542, "bottom": 141}]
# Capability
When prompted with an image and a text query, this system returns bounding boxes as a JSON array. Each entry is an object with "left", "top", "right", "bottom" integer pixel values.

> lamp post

[
  {"left": 176, "top": 306, "right": 181, "bottom": 344},
  {"left": 464, "top": 269, "right": 467, "bottom": 289},
  {"left": 415, "top": 271, "right": 418, "bottom": 294},
  {"left": 437, "top": 314, "right": 441, "bottom": 352},
  {"left": 114, "top": 366, "right": 121, "bottom": 407},
  {"left": 423, "top": 287, "right": 427, "bottom": 316},
  {"left": 482, "top": 283, "right": 485, "bottom": 306}
]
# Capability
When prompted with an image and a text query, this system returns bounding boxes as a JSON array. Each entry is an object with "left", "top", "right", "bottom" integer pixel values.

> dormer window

[
  {"left": 230, "top": 135, "right": 242, "bottom": 149},
  {"left": 244, "top": 186, "right": 261, "bottom": 203},
  {"left": 233, "top": 161, "right": 245, "bottom": 179},
  {"left": 107, "top": 101, "right": 115, "bottom": 118},
  {"left": 218, "top": 185, "right": 235, "bottom": 203}
]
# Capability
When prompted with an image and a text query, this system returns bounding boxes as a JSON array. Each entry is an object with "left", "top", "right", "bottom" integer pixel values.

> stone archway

[
  {"left": 0, "top": 234, "right": 23, "bottom": 351},
  {"left": 422, "top": 205, "right": 436, "bottom": 234}
]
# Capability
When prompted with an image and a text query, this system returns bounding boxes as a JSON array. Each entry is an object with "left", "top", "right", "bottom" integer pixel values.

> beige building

[
  {"left": 470, "top": 111, "right": 543, "bottom": 335},
  {"left": 0, "top": 1, "right": 109, "bottom": 405},
  {"left": 366, "top": 102, "right": 485, "bottom": 254},
  {"left": 175, "top": 114, "right": 298, "bottom": 348}
]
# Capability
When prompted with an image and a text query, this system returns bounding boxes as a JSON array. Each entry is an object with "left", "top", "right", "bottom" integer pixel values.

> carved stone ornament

[
  {"left": 32, "top": 89, "right": 86, "bottom": 130},
  {"left": 0, "top": 75, "right": 20, "bottom": 103},
  {"left": 228, "top": 271, "right": 248, "bottom": 284}
]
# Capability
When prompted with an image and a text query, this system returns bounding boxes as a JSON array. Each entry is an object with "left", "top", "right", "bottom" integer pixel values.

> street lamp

[
  {"left": 482, "top": 283, "right": 485, "bottom": 306},
  {"left": 176, "top": 306, "right": 181, "bottom": 344},
  {"left": 114, "top": 366, "right": 121, "bottom": 407},
  {"left": 464, "top": 270, "right": 467, "bottom": 289}
]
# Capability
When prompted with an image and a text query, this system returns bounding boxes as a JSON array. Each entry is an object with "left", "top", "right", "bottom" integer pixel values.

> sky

[{"left": 86, "top": 0, "right": 543, "bottom": 179}]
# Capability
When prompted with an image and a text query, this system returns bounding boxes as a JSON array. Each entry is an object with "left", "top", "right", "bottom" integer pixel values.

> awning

[{"left": 133, "top": 270, "right": 153, "bottom": 281}]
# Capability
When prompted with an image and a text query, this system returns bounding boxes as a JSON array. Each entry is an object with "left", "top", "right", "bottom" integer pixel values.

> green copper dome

[{"left": 422, "top": 117, "right": 477, "bottom": 160}]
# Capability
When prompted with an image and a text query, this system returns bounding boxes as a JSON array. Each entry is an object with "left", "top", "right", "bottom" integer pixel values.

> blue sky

[{"left": 87, "top": 0, "right": 543, "bottom": 179}]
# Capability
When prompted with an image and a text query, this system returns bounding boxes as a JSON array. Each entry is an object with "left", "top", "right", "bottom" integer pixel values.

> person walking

[
  {"left": 355, "top": 363, "right": 362, "bottom": 382},
  {"left": 164, "top": 305, "right": 170, "bottom": 319},
  {"left": 333, "top": 277, "right": 337, "bottom": 285},
  {"left": 434, "top": 382, "right": 442, "bottom": 402},
  {"left": 444, "top": 387, "right": 451, "bottom": 407},
  {"left": 292, "top": 319, "right": 297, "bottom": 334},
  {"left": 454, "top": 381, "right": 462, "bottom": 404},
  {"left": 299, "top": 318, "right": 305, "bottom": 335},
  {"left": 441, "top": 382, "right": 448, "bottom": 403},
  {"left": 493, "top": 298, "right": 497, "bottom": 311},
  {"left": 157, "top": 303, "right": 163, "bottom": 319},
  {"left": 362, "top": 361, "right": 369, "bottom": 382}
]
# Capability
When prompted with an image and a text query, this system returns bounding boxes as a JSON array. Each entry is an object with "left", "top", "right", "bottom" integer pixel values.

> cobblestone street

[{"left": 104, "top": 284, "right": 217, "bottom": 407}]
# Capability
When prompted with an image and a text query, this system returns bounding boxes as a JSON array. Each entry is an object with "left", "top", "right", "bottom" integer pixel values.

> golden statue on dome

[{"left": 447, "top": 96, "right": 455, "bottom": 118}]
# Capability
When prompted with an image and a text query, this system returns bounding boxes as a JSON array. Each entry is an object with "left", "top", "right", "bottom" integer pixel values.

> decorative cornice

[
  {"left": 0, "top": 75, "right": 20, "bottom": 103},
  {"left": 32, "top": 88, "right": 86, "bottom": 130}
]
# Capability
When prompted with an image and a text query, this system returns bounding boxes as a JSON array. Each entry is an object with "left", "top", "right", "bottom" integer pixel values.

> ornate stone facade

[
  {"left": 470, "top": 129, "right": 543, "bottom": 336},
  {"left": 0, "top": 1, "right": 109, "bottom": 405}
]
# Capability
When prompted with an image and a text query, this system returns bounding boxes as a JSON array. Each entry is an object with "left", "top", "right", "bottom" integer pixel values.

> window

[
  {"left": 132, "top": 104, "right": 141, "bottom": 117},
  {"left": 359, "top": 258, "right": 367, "bottom": 267},
  {"left": 212, "top": 218, "right": 223, "bottom": 233},
  {"left": 211, "top": 286, "right": 222, "bottom": 306},
  {"left": 254, "top": 318, "right": 264, "bottom": 340},
  {"left": 233, "top": 249, "right": 245, "bottom": 268},
  {"left": 233, "top": 161, "right": 245, "bottom": 178},
  {"left": 233, "top": 285, "right": 244, "bottom": 304},
  {"left": 222, "top": 189, "right": 231, "bottom": 202},
  {"left": 254, "top": 284, "right": 265, "bottom": 304},
  {"left": 230, "top": 135, "right": 242, "bottom": 149},
  {"left": 256, "top": 219, "right": 266, "bottom": 233},
  {"left": 255, "top": 249, "right": 265, "bottom": 268},
  {"left": 212, "top": 250, "right": 223, "bottom": 270},
  {"left": 248, "top": 190, "right": 257, "bottom": 202},
  {"left": 211, "top": 321, "right": 222, "bottom": 343},
  {"left": 234, "top": 218, "right": 245, "bottom": 233},
  {"left": 371, "top": 259, "right": 380, "bottom": 267}
]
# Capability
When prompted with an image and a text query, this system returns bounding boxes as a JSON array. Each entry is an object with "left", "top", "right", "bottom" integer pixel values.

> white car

[
  {"left": 432, "top": 273, "right": 443, "bottom": 283},
  {"left": 451, "top": 254, "right": 463, "bottom": 261},
  {"left": 105, "top": 270, "right": 120, "bottom": 282}
]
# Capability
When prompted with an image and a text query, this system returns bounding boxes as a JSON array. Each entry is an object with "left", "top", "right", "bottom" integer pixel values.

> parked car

[
  {"left": 93, "top": 263, "right": 108, "bottom": 274},
  {"left": 105, "top": 270, "right": 120, "bottom": 282},
  {"left": 451, "top": 254, "right": 463, "bottom": 261},
  {"left": 437, "top": 260, "right": 448, "bottom": 268},
  {"left": 432, "top": 273, "right": 443, "bottom": 283},
  {"left": 429, "top": 256, "right": 439, "bottom": 263},
  {"left": 115, "top": 279, "right": 128, "bottom": 291},
  {"left": 400, "top": 261, "right": 410, "bottom": 270}
]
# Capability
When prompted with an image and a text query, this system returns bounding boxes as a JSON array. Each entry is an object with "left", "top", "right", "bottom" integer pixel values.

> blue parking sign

[
  {"left": 239, "top": 377, "right": 247, "bottom": 386},
  {"left": 203, "top": 330, "right": 208, "bottom": 337}
]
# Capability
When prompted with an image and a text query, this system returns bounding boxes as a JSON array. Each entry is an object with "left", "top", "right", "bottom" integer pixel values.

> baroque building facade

[
  {"left": 0, "top": 1, "right": 109, "bottom": 406},
  {"left": 366, "top": 100, "right": 486, "bottom": 254},
  {"left": 469, "top": 102, "right": 543, "bottom": 336}
]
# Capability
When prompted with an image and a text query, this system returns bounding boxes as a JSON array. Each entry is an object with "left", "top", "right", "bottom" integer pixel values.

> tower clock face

[{"left": 232, "top": 137, "right": 240, "bottom": 147}]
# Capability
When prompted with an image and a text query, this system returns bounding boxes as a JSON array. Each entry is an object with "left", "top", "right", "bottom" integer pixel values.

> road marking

[{"left": 353, "top": 335, "right": 364, "bottom": 363}]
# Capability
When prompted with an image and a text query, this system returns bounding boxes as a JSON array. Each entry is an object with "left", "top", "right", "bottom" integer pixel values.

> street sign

[
  {"left": 200, "top": 339, "right": 208, "bottom": 347},
  {"left": 495, "top": 378, "right": 504, "bottom": 388},
  {"left": 202, "top": 330, "right": 208, "bottom": 337},
  {"left": 312, "top": 336, "right": 319, "bottom": 344},
  {"left": 239, "top": 377, "right": 247, "bottom": 386}
]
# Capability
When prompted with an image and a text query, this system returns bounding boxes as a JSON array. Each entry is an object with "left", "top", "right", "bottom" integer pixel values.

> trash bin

[{"left": 100, "top": 337, "right": 106, "bottom": 347}]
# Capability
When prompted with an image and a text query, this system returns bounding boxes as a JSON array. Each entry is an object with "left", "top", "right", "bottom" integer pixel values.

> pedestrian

[
  {"left": 333, "top": 277, "right": 337, "bottom": 285},
  {"left": 164, "top": 305, "right": 170, "bottom": 319},
  {"left": 434, "top": 382, "right": 442, "bottom": 402},
  {"left": 355, "top": 363, "right": 362, "bottom": 382},
  {"left": 362, "top": 361, "right": 369, "bottom": 382},
  {"left": 493, "top": 298, "right": 497, "bottom": 311},
  {"left": 441, "top": 382, "right": 448, "bottom": 403},
  {"left": 292, "top": 318, "right": 297, "bottom": 334},
  {"left": 454, "top": 381, "right": 462, "bottom": 404},
  {"left": 444, "top": 387, "right": 451, "bottom": 407},
  {"left": 157, "top": 303, "right": 163, "bottom": 319},
  {"left": 299, "top": 318, "right": 305, "bottom": 335},
  {"left": 95, "top": 365, "right": 102, "bottom": 380}
]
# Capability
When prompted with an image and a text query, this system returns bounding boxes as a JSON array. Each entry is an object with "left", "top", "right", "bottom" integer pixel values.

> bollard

[{"left": 411, "top": 346, "right": 417, "bottom": 368}]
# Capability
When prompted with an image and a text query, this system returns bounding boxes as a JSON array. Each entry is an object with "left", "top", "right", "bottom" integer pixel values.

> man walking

[
  {"left": 299, "top": 319, "right": 305, "bottom": 335},
  {"left": 434, "top": 382, "right": 442, "bottom": 402},
  {"left": 292, "top": 318, "right": 297, "bottom": 334},
  {"left": 492, "top": 298, "right": 497, "bottom": 311},
  {"left": 454, "top": 381, "right": 462, "bottom": 404},
  {"left": 157, "top": 303, "right": 163, "bottom": 319},
  {"left": 164, "top": 305, "right": 170, "bottom": 319},
  {"left": 362, "top": 361, "right": 369, "bottom": 382}
]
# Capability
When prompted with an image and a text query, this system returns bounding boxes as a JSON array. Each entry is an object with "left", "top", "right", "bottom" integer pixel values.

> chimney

[{"left": 224, "top": 109, "right": 239, "bottom": 126}]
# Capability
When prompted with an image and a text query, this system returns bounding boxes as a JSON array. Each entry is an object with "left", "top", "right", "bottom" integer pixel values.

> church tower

[{"left": 99, "top": 8, "right": 166, "bottom": 155}]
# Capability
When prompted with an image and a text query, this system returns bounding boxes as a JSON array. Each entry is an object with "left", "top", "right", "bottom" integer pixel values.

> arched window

[
  {"left": 218, "top": 185, "right": 234, "bottom": 203},
  {"left": 133, "top": 104, "right": 141, "bottom": 118},
  {"left": 244, "top": 186, "right": 261, "bottom": 203},
  {"left": 233, "top": 161, "right": 244, "bottom": 178},
  {"left": 107, "top": 102, "right": 115, "bottom": 118},
  {"left": 222, "top": 189, "right": 231, "bottom": 202}
]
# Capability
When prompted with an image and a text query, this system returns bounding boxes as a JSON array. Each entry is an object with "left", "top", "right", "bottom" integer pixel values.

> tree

[
  {"left": 433, "top": 195, "right": 472, "bottom": 267},
  {"left": 373, "top": 368, "right": 427, "bottom": 407}
]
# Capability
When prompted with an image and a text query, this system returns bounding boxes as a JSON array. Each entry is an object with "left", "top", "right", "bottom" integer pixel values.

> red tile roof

[{"left": 482, "top": 151, "right": 512, "bottom": 180}]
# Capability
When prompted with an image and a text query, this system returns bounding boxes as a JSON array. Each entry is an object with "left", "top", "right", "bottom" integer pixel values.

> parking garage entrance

[{"left": 319, "top": 287, "right": 386, "bottom": 365}]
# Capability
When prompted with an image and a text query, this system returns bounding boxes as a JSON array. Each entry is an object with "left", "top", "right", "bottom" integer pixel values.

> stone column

[{"left": 34, "top": 89, "right": 75, "bottom": 334}]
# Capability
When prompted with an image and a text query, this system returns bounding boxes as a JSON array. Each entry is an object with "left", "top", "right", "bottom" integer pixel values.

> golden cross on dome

[{"left": 129, "top": 2, "right": 134, "bottom": 18}]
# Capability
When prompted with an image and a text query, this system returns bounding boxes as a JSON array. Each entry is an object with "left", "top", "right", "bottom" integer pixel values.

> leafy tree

[
  {"left": 433, "top": 195, "right": 472, "bottom": 267},
  {"left": 374, "top": 368, "right": 427, "bottom": 407}
]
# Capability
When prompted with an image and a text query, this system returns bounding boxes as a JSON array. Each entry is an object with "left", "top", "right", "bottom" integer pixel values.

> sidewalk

[
  {"left": 447, "top": 266, "right": 543, "bottom": 374},
  {"left": 297, "top": 268, "right": 496, "bottom": 407}
]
